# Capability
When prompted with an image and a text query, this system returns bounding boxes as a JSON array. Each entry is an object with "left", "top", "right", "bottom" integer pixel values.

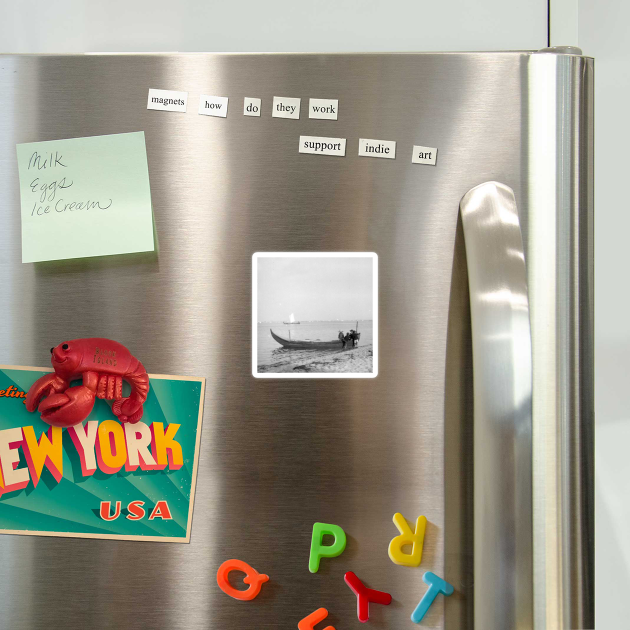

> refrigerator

[{"left": 0, "top": 50, "right": 593, "bottom": 629}]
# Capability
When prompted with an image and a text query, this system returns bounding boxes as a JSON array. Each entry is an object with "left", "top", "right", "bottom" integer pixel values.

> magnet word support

[
  {"left": 410, "top": 572, "right": 454, "bottom": 623},
  {"left": 388, "top": 512, "right": 427, "bottom": 567},
  {"left": 298, "top": 607, "right": 335, "bottom": 630},
  {"left": 216, "top": 559, "right": 269, "bottom": 601},
  {"left": 309, "top": 522, "right": 347, "bottom": 573},
  {"left": 344, "top": 571, "right": 392, "bottom": 622}
]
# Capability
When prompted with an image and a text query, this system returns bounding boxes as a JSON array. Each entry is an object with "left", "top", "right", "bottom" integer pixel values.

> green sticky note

[{"left": 16, "top": 132, "right": 155, "bottom": 263}]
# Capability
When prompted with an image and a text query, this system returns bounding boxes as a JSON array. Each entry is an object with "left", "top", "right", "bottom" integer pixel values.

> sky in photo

[{"left": 257, "top": 256, "right": 374, "bottom": 322}]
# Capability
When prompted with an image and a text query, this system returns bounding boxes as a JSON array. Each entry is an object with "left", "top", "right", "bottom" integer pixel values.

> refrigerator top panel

[{"left": 0, "top": 53, "right": 593, "bottom": 630}]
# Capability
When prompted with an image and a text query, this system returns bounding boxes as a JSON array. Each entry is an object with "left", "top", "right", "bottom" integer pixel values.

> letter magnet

[
  {"left": 217, "top": 559, "right": 269, "bottom": 601},
  {"left": 308, "top": 522, "right": 347, "bottom": 573},
  {"left": 388, "top": 512, "right": 427, "bottom": 567}
]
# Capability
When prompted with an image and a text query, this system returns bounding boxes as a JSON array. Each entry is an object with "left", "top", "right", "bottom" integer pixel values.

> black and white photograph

[{"left": 252, "top": 252, "right": 378, "bottom": 378}]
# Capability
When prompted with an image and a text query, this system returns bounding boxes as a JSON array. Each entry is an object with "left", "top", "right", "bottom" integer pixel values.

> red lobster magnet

[{"left": 26, "top": 338, "right": 149, "bottom": 428}]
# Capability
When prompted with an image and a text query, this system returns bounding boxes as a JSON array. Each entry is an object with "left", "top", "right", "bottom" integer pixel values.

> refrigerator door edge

[{"left": 527, "top": 52, "right": 595, "bottom": 630}]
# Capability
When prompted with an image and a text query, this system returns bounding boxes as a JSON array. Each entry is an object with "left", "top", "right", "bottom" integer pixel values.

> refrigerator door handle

[{"left": 460, "top": 181, "right": 533, "bottom": 629}]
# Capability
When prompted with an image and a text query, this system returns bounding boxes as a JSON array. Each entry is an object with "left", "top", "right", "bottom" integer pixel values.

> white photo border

[{"left": 252, "top": 252, "right": 378, "bottom": 379}]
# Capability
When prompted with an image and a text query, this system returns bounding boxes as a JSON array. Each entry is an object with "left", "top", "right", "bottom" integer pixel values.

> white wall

[
  {"left": 0, "top": 0, "right": 547, "bottom": 53},
  {"left": 577, "top": 1, "right": 629, "bottom": 627}
]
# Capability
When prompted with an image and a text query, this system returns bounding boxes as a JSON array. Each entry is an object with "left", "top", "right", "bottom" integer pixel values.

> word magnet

[
  {"left": 244, "top": 97, "right": 261, "bottom": 117},
  {"left": 308, "top": 98, "right": 338, "bottom": 120},
  {"left": 309, "top": 522, "right": 346, "bottom": 573},
  {"left": 411, "top": 572, "right": 454, "bottom": 624},
  {"left": 358, "top": 138, "right": 396, "bottom": 159},
  {"left": 198, "top": 95, "right": 228, "bottom": 118},
  {"left": 411, "top": 145, "right": 438, "bottom": 165},
  {"left": 388, "top": 512, "right": 427, "bottom": 566},
  {"left": 272, "top": 96, "right": 300, "bottom": 119},
  {"left": 299, "top": 136, "right": 346, "bottom": 157},
  {"left": 147, "top": 88, "right": 187, "bottom": 112},
  {"left": 216, "top": 559, "right": 269, "bottom": 601},
  {"left": 344, "top": 571, "right": 392, "bottom": 622}
]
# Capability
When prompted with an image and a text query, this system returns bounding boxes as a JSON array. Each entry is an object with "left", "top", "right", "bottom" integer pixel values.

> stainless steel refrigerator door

[{"left": 0, "top": 52, "right": 593, "bottom": 629}]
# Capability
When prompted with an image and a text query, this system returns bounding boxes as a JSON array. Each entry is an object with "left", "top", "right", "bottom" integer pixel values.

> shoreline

[{"left": 258, "top": 344, "right": 374, "bottom": 374}]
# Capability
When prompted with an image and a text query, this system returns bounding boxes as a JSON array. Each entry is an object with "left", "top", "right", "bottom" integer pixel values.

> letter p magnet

[{"left": 309, "top": 522, "right": 347, "bottom": 573}]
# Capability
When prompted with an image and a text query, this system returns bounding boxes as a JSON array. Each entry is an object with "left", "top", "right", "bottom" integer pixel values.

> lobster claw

[
  {"left": 25, "top": 373, "right": 67, "bottom": 413},
  {"left": 37, "top": 386, "right": 96, "bottom": 428},
  {"left": 112, "top": 398, "right": 144, "bottom": 424}
]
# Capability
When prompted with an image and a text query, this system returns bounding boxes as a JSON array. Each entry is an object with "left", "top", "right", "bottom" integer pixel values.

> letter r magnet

[
  {"left": 309, "top": 522, "right": 346, "bottom": 573},
  {"left": 388, "top": 512, "right": 427, "bottom": 566}
]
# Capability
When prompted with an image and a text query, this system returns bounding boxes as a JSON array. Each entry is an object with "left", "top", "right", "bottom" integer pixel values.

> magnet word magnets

[
  {"left": 388, "top": 512, "right": 427, "bottom": 567},
  {"left": 216, "top": 559, "right": 269, "bottom": 601}
]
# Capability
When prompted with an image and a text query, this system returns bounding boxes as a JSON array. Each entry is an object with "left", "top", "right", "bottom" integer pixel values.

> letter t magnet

[
  {"left": 388, "top": 512, "right": 427, "bottom": 566},
  {"left": 411, "top": 572, "right": 454, "bottom": 624}
]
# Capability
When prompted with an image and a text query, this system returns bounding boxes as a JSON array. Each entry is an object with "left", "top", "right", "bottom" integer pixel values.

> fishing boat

[
  {"left": 283, "top": 313, "right": 301, "bottom": 324},
  {"left": 270, "top": 329, "right": 360, "bottom": 350}
]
